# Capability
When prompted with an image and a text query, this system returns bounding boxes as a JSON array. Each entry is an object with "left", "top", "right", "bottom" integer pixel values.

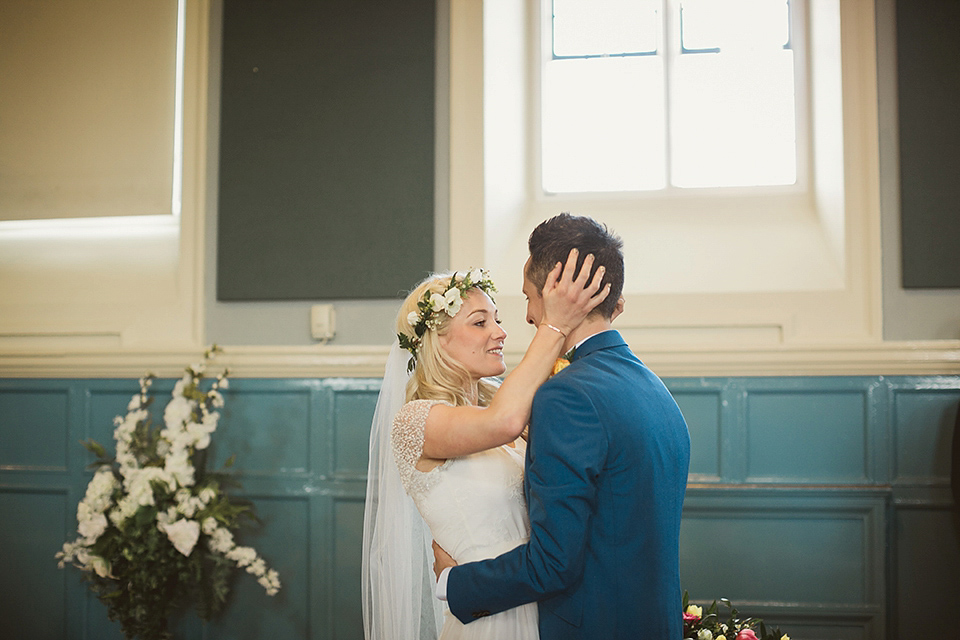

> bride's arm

[{"left": 421, "top": 250, "right": 609, "bottom": 461}]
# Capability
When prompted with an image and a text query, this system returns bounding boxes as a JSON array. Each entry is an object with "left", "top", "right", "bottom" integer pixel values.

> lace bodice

[{"left": 391, "top": 399, "right": 530, "bottom": 564}]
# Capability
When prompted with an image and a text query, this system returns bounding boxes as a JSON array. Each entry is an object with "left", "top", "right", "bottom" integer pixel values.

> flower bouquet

[
  {"left": 56, "top": 347, "right": 280, "bottom": 640},
  {"left": 683, "top": 591, "right": 789, "bottom": 640}
]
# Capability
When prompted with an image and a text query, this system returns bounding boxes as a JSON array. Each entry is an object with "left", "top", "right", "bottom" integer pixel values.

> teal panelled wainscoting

[{"left": 1, "top": 375, "right": 957, "bottom": 640}]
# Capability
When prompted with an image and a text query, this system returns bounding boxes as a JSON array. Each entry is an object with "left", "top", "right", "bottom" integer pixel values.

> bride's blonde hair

[{"left": 397, "top": 273, "right": 500, "bottom": 407}]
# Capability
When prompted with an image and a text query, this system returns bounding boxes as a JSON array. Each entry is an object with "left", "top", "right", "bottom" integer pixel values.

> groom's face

[{"left": 521, "top": 257, "right": 544, "bottom": 327}]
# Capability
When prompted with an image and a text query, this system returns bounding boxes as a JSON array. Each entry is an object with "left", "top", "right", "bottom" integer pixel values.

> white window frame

[
  {"left": 448, "top": 0, "right": 883, "bottom": 357},
  {"left": 536, "top": 0, "right": 812, "bottom": 199}
]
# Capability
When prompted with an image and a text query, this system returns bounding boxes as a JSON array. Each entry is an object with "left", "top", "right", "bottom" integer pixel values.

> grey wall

[
  {"left": 205, "top": 0, "right": 450, "bottom": 347},
  {"left": 206, "top": 0, "right": 960, "bottom": 347}
]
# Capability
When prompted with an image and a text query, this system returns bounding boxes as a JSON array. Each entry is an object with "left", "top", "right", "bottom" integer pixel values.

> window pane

[
  {"left": 670, "top": 50, "right": 797, "bottom": 187},
  {"left": 553, "top": 0, "right": 658, "bottom": 57},
  {"left": 542, "top": 57, "right": 666, "bottom": 193},
  {"left": 0, "top": 0, "right": 179, "bottom": 221},
  {"left": 680, "top": 0, "right": 791, "bottom": 52}
]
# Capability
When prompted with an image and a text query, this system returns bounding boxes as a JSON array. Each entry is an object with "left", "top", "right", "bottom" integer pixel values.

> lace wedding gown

[{"left": 392, "top": 399, "right": 540, "bottom": 640}]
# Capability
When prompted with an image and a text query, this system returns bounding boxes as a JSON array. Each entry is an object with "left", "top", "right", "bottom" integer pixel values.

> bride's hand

[{"left": 541, "top": 248, "right": 611, "bottom": 336}]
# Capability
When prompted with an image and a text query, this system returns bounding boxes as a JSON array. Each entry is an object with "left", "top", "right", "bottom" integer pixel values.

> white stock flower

[
  {"left": 199, "top": 487, "right": 217, "bottom": 505},
  {"left": 186, "top": 422, "right": 213, "bottom": 450},
  {"left": 246, "top": 557, "right": 266, "bottom": 576},
  {"left": 258, "top": 569, "right": 281, "bottom": 596},
  {"left": 78, "top": 512, "right": 108, "bottom": 542},
  {"left": 161, "top": 518, "right": 201, "bottom": 557},
  {"left": 406, "top": 311, "right": 419, "bottom": 326},
  {"left": 164, "top": 450, "right": 195, "bottom": 487},
  {"left": 156, "top": 507, "right": 176, "bottom": 527},
  {"left": 84, "top": 469, "right": 118, "bottom": 511},
  {"left": 698, "top": 630, "right": 714, "bottom": 640},
  {"left": 207, "top": 390, "right": 224, "bottom": 409},
  {"left": 429, "top": 292, "right": 445, "bottom": 311},
  {"left": 469, "top": 268, "right": 483, "bottom": 283},
  {"left": 201, "top": 410, "right": 219, "bottom": 430},
  {"left": 176, "top": 496, "right": 203, "bottom": 519},
  {"left": 226, "top": 545, "right": 258, "bottom": 568},
  {"left": 56, "top": 540, "right": 83, "bottom": 568},
  {"left": 201, "top": 516, "right": 218, "bottom": 535},
  {"left": 164, "top": 396, "right": 193, "bottom": 429},
  {"left": 109, "top": 508, "right": 127, "bottom": 527},
  {"left": 209, "top": 527, "right": 234, "bottom": 553}
]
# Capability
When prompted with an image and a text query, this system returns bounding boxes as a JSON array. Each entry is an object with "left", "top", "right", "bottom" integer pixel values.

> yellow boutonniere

[{"left": 551, "top": 347, "right": 577, "bottom": 376}]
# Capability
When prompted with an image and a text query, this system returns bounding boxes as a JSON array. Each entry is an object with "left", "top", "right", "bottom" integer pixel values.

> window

[
  {"left": 0, "top": 0, "right": 182, "bottom": 223},
  {"left": 450, "top": 0, "right": 882, "bottom": 349},
  {"left": 541, "top": 0, "right": 803, "bottom": 193}
]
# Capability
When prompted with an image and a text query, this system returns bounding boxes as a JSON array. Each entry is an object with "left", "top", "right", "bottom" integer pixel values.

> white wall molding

[{"left": 1, "top": 341, "right": 957, "bottom": 379}]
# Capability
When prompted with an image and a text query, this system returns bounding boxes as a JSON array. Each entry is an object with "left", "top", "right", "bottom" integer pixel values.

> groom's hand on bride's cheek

[{"left": 432, "top": 540, "right": 457, "bottom": 580}]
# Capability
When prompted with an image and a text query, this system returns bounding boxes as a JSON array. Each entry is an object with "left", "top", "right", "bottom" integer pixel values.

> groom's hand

[{"left": 432, "top": 540, "right": 457, "bottom": 580}]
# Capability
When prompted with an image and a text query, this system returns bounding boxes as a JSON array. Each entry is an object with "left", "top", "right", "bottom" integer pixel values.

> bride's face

[{"left": 438, "top": 289, "right": 507, "bottom": 380}]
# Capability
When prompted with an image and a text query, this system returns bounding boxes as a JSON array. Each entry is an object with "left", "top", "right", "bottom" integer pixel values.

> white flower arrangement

[{"left": 56, "top": 347, "right": 279, "bottom": 640}]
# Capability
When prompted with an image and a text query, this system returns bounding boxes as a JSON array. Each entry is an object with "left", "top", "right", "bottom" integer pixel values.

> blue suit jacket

[{"left": 447, "top": 330, "right": 691, "bottom": 639}]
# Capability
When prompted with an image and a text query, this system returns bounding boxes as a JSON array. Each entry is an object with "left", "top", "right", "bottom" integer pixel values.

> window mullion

[{"left": 661, "top": 0, "right": 676, "bottom": 189}]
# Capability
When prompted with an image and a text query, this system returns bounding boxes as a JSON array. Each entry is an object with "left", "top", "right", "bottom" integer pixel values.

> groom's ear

[{"left": 611, "top": 296, "right": 625, "bottom": 321}]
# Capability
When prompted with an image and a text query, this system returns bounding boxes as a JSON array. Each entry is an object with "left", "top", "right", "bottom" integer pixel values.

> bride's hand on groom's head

[
  {"left": 541, "top": 248, "right": 611, "bottom": 336},
  {"left": 432, "top": 540, "right": 457, "bottom": 580}
]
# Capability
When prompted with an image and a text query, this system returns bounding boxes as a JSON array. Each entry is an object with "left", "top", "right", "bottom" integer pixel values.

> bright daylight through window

[{"left": 542, "top": 0, "right": 799, "bottom": 193}]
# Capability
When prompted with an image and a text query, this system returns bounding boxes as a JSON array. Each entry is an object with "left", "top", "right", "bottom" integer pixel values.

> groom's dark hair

[{"left": 527, "top": 213, "right": 624, "bottom": 319}]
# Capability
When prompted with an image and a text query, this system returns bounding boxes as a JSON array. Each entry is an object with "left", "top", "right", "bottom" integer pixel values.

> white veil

[{"left": 361, "top": 341, "right": 444, "bottom": 640}]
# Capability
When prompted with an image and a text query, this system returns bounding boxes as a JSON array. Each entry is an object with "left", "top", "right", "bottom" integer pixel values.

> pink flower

[
  {"left": 684, "top": 612, "right": 701, "bottom": 623},
  {"left": 736, "top": 630, "right": 759, "bottom": 640}
]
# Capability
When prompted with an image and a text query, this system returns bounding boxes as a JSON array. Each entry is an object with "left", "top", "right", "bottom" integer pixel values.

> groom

[{"left": 434, "top": 213, "right": 691, "bottom": 638}]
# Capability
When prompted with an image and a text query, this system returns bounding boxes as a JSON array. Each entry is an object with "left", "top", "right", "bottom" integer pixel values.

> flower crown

[{"left": 398, "top": 268, "right": 497, "bottom": 372}]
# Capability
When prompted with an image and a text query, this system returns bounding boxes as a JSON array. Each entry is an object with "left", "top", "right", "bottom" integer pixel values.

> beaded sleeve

[{"left": 391, "top": 399, "right": 445, "bottom": 494}]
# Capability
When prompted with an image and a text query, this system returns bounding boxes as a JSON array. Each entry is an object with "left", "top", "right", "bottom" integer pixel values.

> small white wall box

[{"left": 310, "top": 304, "right": 336, "bottom": 340}]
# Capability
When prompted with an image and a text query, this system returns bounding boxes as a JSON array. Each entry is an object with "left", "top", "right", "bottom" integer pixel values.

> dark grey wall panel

[
  {"left": 897, "top": 0, "right": 960, "bottom": 288},
  {"left": 217, "top": 0, "right": 435, "bottom": 300}
]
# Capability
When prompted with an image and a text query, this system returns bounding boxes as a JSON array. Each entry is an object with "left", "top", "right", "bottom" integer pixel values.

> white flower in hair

[{"left": 443, "top": 287, "right": 463, "bottom": 315}]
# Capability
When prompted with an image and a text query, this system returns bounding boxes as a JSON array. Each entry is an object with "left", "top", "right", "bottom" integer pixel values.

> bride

[{"left": 362, "top": 251, "right": 608, "bottom": 640}]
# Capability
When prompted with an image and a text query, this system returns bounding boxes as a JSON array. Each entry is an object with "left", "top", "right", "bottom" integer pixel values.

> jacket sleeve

[{"left": 447, "top": 379, "right": 608, "bottom": 623}]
